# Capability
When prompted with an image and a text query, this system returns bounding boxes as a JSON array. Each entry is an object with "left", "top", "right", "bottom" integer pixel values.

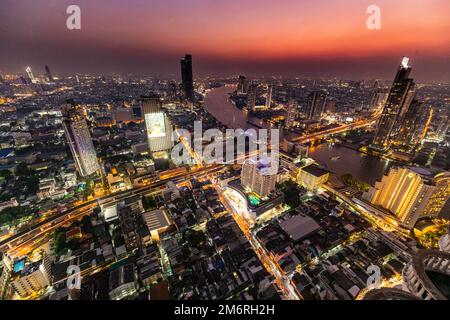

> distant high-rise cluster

[
  {"left": 62, "top": 101, "right": 101, "bottom": 177},
  {"left": 372, "top": 57, "right": 425, "bottom": 151},
  {"left": 142, "top": 94, "right": 173, "bottom": 154},
  {"left": 241, "top": 159, "right": 277, "bottom": 197},
  {"left": 180, "top": 54, "right": 194, "bottom": 102}
]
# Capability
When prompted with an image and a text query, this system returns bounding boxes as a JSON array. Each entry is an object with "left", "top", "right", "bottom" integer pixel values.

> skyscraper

[
  {"left": 142, "top": 95, "right": 173, "bottom": 154},
  {"left": 241, "top": 159, "right": 277, "bottom": 197},
  {"left": 44, "top": 65, "right": 53, "bottom": 82},
  {"left": 180, "top": 54, "right": 194, "bottom": 102},
  {"left": 306, "top": 91, "right": 327, "bottom": 121},
  {"left": 395, "top": 98, "right": 424, "bottom": 149},
  {"left": 363, "top": 167, "right": 436, "bottom": 228},
  {"left": 25, "top": 66, "right": 35, "bottom": 83},
  {"left": 265, "top": 85, "right": 272, "bottom": 109},
  {"left": 372, "top": 57, "right": 416, "bottom": 150},
  {"left": 237, "top": 75, "right": 248, "bottom": 94},
  {"left": 285, "top": 98, "right": 297, "bottom": 128},
  {"left": 246, "top": 83, "right": 257, "bottom": 111},
  {"left": 62, "top": 101, "right": 101, "bottom": 177}
]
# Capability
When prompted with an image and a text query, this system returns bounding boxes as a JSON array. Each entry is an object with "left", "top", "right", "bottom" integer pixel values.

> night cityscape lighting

[{"left": 0, "top": 0, "right": 449, "bottom": 307}]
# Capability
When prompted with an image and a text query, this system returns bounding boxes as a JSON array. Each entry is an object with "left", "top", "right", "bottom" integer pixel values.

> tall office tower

[
  {"left": 395, "top": 98, "right": 424, "bottom": 149},
  {"left": 424, "top": 172, "right": 450, "bottom": 219},
  {"left": 305, "top": 91, "right": 327, "bottom": 120},
  {"left": 241, "top": 159, "right": 277, "bottom": 197},
  {"left": 62, "top": 101, "right": 101, "bottom": 177},
  {"left": 237, "top": 75, "right": 248, "bottom": 94},
  {"left": 246, "top": 83, "right": 257, "bottom": 111},
  {"left": 285, "top": 98, "right": 297, "bottom": 127},
  {"left": 25, "top": 66, "right": 35, "bottom": 83},
  {"left": 363, "top": 167, "right": 435, "bottom": 228},
  {"left": 141, "top": 95, "right": 173, "bottom": 153},
  {"left": 372, "top": 57, "right": 416, "bottom": 150},
  {"left": 265, "top": 85, "right": 272, "bottom": 109},
  {"left": 180, "top": 54, "right": 194, "bottom": 102},
  {"left": 0, "top": 73, "right": 4, "bottom": 84},
  {"left": 44, "top": 65, "right": 53, "bottom": 82}
]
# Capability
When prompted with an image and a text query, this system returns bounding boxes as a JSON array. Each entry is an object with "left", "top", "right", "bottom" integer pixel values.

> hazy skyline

[{"left": 1, "top": 0, "right": 449, "bottom": 81}]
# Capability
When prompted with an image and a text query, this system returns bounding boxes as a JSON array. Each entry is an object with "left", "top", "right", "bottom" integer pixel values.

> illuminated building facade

[
  {"left": 141, "top": 95, "right": 173, "bottom": 154},
  {"left": 296, "top": 164, "right": 329, "bottom": 192},
  {"left": 62, "top": 101, "right": 101, "bottom": 177},
  {"left": 364, "top": 167, "right": 435, "bottom": 228},
  {"left": 372, "top": 57, "right": 416, "bottom": 150},
  {"left": 180, "top": 54, "right": 194, "bottom": 102},
  {"left": 305, "top": 90, "right": 327, "bottom": 121},
  {"left": 424, "top": 172, "right": 450, "bottom": 219},
  {"left": 241, "top": 159, "right": 277, "bottom": 197},
  {"left": 10, "top": 253, "right": 52, "bottom": 298}
]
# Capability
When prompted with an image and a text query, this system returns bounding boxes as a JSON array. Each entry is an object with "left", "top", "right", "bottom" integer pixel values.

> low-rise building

[{"left": 297, "top": 164, "right": 329, "bottom": 191}]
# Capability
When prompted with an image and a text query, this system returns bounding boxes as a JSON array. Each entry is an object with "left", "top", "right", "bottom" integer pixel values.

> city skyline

[
  {"left": 0, "top": 0, "right": 449, "bottom": 81},
  {"left": 0, "top": 0, "right": 449, "bottom": 304}
]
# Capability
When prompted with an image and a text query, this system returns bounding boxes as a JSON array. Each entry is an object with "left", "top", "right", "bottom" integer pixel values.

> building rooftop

[
  {"left": 279, "top": 213, "right": 321, "bottom": 241},
  {"left": 301, "top": 164, "right": 329, "bottom": 177},
  {"left": 143, "top": 209, "right": 171, "bottom": 233}
]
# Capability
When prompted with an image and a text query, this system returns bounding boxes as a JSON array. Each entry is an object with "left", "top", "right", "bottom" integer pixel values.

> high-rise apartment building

[
  {"left": 237, "top": 75, "right": 248, "bottom": 94},
  {"left": 395, "top": 99, "right": 424, "bottom": 149},
  {"left": 363, "top": 167, "right": 436, "bottom": 228},
  {"left": 62, "top": 101, "right": 101, "bottom": 177},
  {"left": 142, "top": 95, "right": 173, "bottom": 154},
  {"left": 180, "top": 54, "right": 194, "bottom": 102},
  {"left": 246, "top": 83, "right": 257, "bottom": 111},
  {"left": 241, "top": 159, "right": 277, "bottom": 197},
  {"left": 372, "top": 57, "right": 416, "bottom": 150},
  {"left": 10, "top": 253, "right": 52, "bottom": 298}
]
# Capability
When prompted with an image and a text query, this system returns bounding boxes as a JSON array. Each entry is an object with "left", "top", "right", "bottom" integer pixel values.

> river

[
  {"left": 307, "top": 144, "right": 392, "bottom": 185},
  {"left": 203, "top": 85, "right": 267, "bottom": 130},
  {"left": 203, "top": 86, "right": 390, "bottom": 185}
]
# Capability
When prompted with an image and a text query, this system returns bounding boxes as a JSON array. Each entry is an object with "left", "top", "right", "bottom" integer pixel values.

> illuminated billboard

[{"left": 145, "top": 112, "right": 166, "bottom": 138}]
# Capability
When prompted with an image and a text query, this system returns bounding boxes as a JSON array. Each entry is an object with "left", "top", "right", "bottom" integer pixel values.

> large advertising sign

[{"left": 145, "top": 112, "right": 166, "bottom": 138}]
